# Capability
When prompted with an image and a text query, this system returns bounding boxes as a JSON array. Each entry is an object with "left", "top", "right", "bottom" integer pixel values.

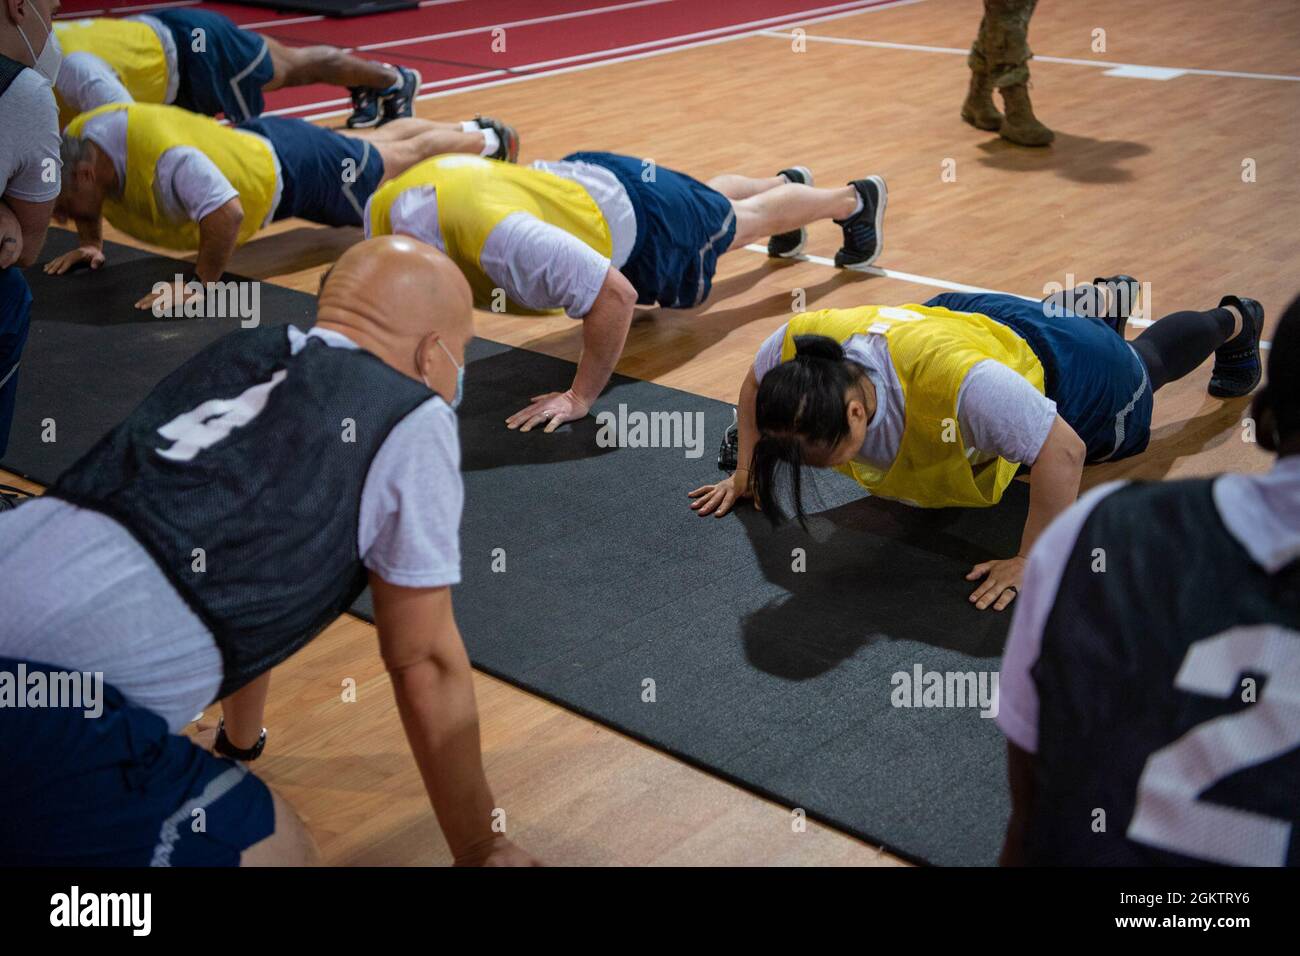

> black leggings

[{"left": 1132, "top": 307, "right": 1236, "bottom": 392}]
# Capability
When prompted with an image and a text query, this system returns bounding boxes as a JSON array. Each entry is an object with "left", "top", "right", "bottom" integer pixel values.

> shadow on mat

[
  {"left": 458, "top": 347, "right": 620, "bottom": 471},
  {"left": 734, "top": 493, "right": 1018, "bottom": 679},
  {"left": 975, "top": 131, "right": 1151, "bottom": 184}
]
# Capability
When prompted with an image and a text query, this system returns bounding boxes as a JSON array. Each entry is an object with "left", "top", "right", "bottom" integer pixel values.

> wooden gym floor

[{"left": 8, "top": 0, "right": 1298, "bottom": 865}]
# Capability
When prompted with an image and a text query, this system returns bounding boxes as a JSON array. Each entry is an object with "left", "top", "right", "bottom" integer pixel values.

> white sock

[
  {"left": 459, "top": 120, "right": 478, "bottom": 133},
  {"left": 849, "top": 192, "right": 865, "bottom": 217},
  {"left": 478, "top": 126, "right": 501, "bottom": 157}
]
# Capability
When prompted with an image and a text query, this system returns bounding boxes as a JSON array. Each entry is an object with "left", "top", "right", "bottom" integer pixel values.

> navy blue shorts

[
  {"left": 240, "top": 117, "right": 384, "bottom": 229},
  {"left": 0, "top": 266, "right": 31, "bottom": 457},
  {"left": 564, "top": 151, "right": 736, "bottom": 309},
  {"left": 155, "top": 9, "right": 274, "bottom": 123},
  {"left": 925, "top": 292, "right": 1154, "bottom": 463},
  {"left": 0, "top": 657, "right": 275, "bottom": 866}
]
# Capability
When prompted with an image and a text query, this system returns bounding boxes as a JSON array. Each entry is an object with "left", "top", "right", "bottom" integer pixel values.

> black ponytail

[{"left": 751, "top": 334, "right": 865, "bottom": 527}]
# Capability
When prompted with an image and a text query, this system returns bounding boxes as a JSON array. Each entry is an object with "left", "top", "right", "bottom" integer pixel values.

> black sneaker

[
  {"left": 834, "top": 176, "right": 887, "bottom": 269},
  {"left": 767, "top": 166, "right": 813, "bottom": 258},
  {"left": 379, "top": 65, "right": 422, "bottom": 125},
  {"left": 475, "top": 115, "right": 520, "bottom": 163},
  {"left": 1209, "top": 296, "right": 1265, "bottom": 398},
  {"left": 1093, "top": 274, "right": 1140, "bottom": 335},
  {"left": 345, "top": 86, "right": 382, "bottom": 129},
  {"left": 718, "top": 408, "right": 739, "bottom": 471},
  {"left": 0, "top": 483, "right": 30, "bottom": 512}
]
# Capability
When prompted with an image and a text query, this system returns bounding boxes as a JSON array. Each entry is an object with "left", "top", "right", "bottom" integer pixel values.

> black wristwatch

[{"left": 214, "top": 718, "right": 267, "bottom": 762}]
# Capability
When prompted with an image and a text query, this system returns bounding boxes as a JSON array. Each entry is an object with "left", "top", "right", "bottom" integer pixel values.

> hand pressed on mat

[
  {"left": 966, "top": 554, "right": 1026, "bottom": 611},
  {"left": 43, "top": 243, "right": 105, "bottom": 275},
  {"left": 689, "top": 470, "right": 759, "bottom": 518},
  {"left": 506, "top": 389, "right": 589, "bottom": 433}
]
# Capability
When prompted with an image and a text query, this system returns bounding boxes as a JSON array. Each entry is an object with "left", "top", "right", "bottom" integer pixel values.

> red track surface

[{"left": 54, "top": 0, "right": 896, "bottom": 119}]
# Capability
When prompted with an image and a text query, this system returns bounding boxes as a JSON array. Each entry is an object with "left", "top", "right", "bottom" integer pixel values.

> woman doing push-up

[{"left": 688, "top": 285, "right": 1266, "bottom": 611}]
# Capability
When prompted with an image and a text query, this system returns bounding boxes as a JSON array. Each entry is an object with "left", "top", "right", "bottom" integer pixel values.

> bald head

[{"left": 316, "top": 235, "right": 474, "bottom": 400}]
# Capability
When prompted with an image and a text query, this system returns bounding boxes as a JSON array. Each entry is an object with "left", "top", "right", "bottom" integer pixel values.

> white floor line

[
  {"left": 288, "top": 0, "right": 924, "bottom": 122},
  {"left": 356, "top": 0, "right": 676, "bottom": 52},
  {"left": 738, "top": 245, "right": 1273, "bottom": 347},
  {"left": 758, "top": 30, "right": 1300, "bottom": 83}
]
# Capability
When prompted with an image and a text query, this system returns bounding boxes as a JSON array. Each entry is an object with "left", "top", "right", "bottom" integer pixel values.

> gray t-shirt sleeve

[
  {"left": 55, "top": 50, "right": 134, "bottom": 115},
  {"left": 155, "top": 146, "right": 239, "bottom": 223},
  {"left": 753, "top": 324, "right": 789, "bottom": 382},
  {"left": 0, "top": 70, "right": 60, "bottom": 201},
  {"left": 480, "top": 211, "right": 611, "bottom": 318},
  {"left": 358, "top": 397, "right": 463, "bottom": 589},
  {"left": 956, "top": 359, "right": 1059, "bottom": 465}
]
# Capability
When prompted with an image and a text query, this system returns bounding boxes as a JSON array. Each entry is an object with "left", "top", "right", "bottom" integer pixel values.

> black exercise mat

[
  {"left": 4, "top": 231, "right": 313, "bottom": 484},
  {"left": 355, "top": 350, "right": 1024, "bottom": 866},
  {"left": 8, "top": 235, "right": 1024, "bottom": 866}
]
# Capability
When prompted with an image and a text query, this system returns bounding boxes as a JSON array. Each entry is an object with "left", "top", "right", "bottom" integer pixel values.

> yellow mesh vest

[
  {"left": 368, "top": 155, "right": 612, "bottom": 315},
  {"left": 780, "top": 304, "right": 1046, "bottom": 508},
  {"left": 65, "top": 103, "right": 276, "bottom": 251},
  {"left": 54, "top": 18, "right": 169, "bottom": 129}
]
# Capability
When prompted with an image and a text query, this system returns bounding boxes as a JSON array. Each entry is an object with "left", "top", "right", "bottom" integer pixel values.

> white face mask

[
  {"left": 16, "top": 4, "right": 62, "bottom": 86},
  {"left": 420, "top": 337, "right": 465, "bottom": 411}
]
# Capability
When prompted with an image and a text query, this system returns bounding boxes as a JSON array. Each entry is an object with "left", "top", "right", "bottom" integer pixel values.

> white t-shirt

[
  {"left": 77, "top": 107, "right": 283, "bottom": 226},
  {"left": 998, "top": 456, "right": 1300, "bottom": 754},
  {"left": 0, "top": 327, "right": 464, "bottom": 731},
  {"left": 753, "top": 324, "right": 1059, "bottom": 472},
  {"left": 364, "top": 157, "right": 637, "bottom": 318},
  {"left": 54, "top": 15, "right": 179, "bottom": 114},
  {"left": 0, "top": 67, "right": 60, "bottom": 202}
]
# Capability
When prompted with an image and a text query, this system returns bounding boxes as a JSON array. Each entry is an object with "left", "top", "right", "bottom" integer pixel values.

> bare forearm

[
  {"left": 389, "top": 657, "right": 497, "bottom": 859},
  {"left": 570, "top": 305, "right": 631, "bottom": 406},
  {"left": 74, "top": 216, "right": 102, "bottom": 248},
  {"left": 195, "top": 209, "right": 241, "bottom": 283},
  {"left": 734, "top": 370, "right": 760, "bottom": 486},
  {"left": 4, "top": 196, "right": 53, "bottom": 266},
  {"left": 1020, "top": 446, "right": 1083, "bottom": 555}
]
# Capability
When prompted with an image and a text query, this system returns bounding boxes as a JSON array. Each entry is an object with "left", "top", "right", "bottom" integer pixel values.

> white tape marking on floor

[
  {"left": 291, "top": 0, "right": 925, "bottom": 121},
  {"left": 742, "top": 243, "right": 1039, "bottom": 299},
  {"left": 738, "top": 245, "right": 1272, "bottom": 347},
  {"left": 1103, "top": 65, "right": 1186, "bottom": 81},
  {"left": 356, "top": 0, "right": 676, "bottom": 53},
  {"left": 758, "top": 31, "right": 1300, "bottom": 82}
]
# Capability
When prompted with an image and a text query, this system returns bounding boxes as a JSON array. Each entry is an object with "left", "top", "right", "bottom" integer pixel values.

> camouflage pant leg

[{"left": 968, "top": 0, "right": 1039, "bottom": 87}]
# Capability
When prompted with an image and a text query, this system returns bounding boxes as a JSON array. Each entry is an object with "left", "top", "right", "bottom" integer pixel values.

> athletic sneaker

[
  {"left": 767, "top": 166, "right": 813, "bottom": 258},
  {"left": 718, "top": 408, "right": 739, "bottom": 472},
  {"left": 379, "top": 66, "right": 422, "bottom": 124},
  {"left": 834, "top": 176, "right": 887, "bottom": 269},
  {"left": 0, "top": 483, "right": 30, "bottom": 512},
  {"left": 345, "top": 86, "right": 382, "bottom": 129},
  {"left": 476, "top": 115, "right": 520, "bottom": 163},
  {"left": 1093, "top": 274, "right": 1141, "bottom": 335},
  {"left": 1209, "top": 295, "right": 1265, "bottom": 398}
]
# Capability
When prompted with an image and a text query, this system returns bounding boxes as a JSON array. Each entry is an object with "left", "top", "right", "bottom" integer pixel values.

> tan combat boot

[
  {"left": 961, "top": 71, "right": 1003, "bottom": 131},
  {"left": 998, "top": 82, "right": 1054, "bottom": 146}
]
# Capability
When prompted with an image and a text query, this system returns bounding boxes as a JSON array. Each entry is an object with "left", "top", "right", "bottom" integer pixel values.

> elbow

[
  {"left": 1062, "top": 428, "right": 1086, "bottom": 468},
  {"left": 597, "top": 268, "right": 637, "bottom": 316},
  {"left": 384, "top": 648, "right": 469, "bottom": 687}
]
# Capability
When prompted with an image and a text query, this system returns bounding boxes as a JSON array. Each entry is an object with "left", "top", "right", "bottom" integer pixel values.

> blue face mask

[{"left": 430, "top": 338, "right": 465, "bottom": 410}]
